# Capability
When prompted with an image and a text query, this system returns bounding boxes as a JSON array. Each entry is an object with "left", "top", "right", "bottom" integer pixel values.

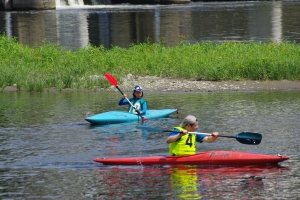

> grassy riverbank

[{"left": 0, "top": 35, "right": 299, "bottom": 92}]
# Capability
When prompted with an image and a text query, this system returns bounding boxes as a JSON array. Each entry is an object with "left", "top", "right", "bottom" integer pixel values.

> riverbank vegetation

[{"left": 0, "top": 34, "right": 299, "bottom": 92}]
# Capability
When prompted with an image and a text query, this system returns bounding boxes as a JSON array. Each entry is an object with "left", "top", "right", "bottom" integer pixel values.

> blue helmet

[
  {"left": 133, "top": 85, "right": 143, "bottom": 97},
  {"left": 133, "top": 85, "right": 143, "bottom": 92}
]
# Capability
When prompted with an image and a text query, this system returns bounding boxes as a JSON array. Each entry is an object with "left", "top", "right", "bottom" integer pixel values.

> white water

[
  {"left": 56, "top": 0, "right": 110, "bottom": 6},
  {"left": 55, "top": 0, "right": 84, "bottom": 6},
  {"left": 56, "top": 0, "right": 85, "bottom": 6}
]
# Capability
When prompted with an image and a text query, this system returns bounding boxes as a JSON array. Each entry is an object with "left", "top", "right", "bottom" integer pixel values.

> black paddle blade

[{"left": 235, "top": 132, "right": 262, "bottom": 145}]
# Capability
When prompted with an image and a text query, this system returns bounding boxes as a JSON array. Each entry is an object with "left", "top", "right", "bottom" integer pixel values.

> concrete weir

[
  {"left": 0, "top": 0, "right": 190, "bottom": 10},
  {"left": 111, "top": 0, "right": 190, "bottom": 4},
  {"left": 1, "top": 0, "right": 56, "bottom": 11}
]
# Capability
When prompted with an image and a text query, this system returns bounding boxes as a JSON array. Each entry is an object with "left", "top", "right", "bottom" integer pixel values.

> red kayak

[{"left": 94, "top": 151, "right": 289, "bottom": 166}]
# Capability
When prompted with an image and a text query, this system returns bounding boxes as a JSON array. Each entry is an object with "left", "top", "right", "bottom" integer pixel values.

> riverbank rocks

[{"left": 111, "top": 75, "right": 300, "bottom": 92}]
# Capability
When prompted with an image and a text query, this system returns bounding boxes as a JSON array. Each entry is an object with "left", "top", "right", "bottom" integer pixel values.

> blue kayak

[{"left": 85, "top": 109, "right": 177, "bottom": 125}]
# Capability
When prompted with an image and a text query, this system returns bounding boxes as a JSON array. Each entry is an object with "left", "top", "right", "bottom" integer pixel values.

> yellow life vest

[{"left": 169, "top": 126, "right": 196, "bottom": 156}]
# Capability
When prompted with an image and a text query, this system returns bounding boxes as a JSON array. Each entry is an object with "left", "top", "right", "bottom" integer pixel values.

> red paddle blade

[{"left": 104, "top": 74, "right": 118, "bottom": 86}]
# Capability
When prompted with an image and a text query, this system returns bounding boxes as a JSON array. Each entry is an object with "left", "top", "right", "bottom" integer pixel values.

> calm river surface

[
  {"left": 0, "top": 90, "right": 300, "bottom": 199},
  {"left": 1, "top": 1, "right": 300, "bottom": 49},
  {"left": 1, "top": 1, "right": 300, "bottom": 199}
]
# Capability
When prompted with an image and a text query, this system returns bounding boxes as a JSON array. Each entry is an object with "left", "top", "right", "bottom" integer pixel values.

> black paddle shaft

[
  {"left": 136, "top": 126, "right": 262, "bottom": 145},
  {"left": 115, "top": 86, "right": 124, "bottom": 95}
]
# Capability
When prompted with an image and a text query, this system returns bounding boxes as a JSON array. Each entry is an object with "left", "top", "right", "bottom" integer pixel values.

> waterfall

[
  {"left": 57, "top": 0, "right": 84, "bottom": 6},
  {"left": 89, "top": 0, "right": 111, "bottom": 4},
  {"left": 67, "top": 0, "right": 84, "bottom": 6},
  {"left": 56, "top": 0, "right": 111, "bottom": 6}
]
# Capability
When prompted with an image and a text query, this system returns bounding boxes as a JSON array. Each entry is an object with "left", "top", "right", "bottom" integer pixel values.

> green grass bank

[{"left": 0, "top": 35, "right": 299, "bottom": 92}]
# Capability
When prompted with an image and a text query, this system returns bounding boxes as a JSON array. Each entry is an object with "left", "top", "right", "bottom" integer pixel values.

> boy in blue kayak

[
  {"left": 166, "top": 115, "right": 218, "bottom": 156},
  {"left": 118, "top": 85, "right": 147, "bottom": 115}
]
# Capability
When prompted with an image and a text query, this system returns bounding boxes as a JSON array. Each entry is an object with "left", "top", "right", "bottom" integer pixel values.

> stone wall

[
  {"left": 1, "top": 0, "right": 55, "bottom": 10},
  {"left": 0, "top": 0, "right": 12, "bottom": 10}
]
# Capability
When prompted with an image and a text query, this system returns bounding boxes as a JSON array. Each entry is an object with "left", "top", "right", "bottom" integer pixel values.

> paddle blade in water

[
  {"left": 104, "top": 74, "right": 118, "bottom": 86},
  {"left": 136, "top": 126, "right": 168, "bottom": 132},
  {"left": 235, "top": 132, "right": 262, "bottom": 145},
  {"left": 141, "top": 118, "right": 148, "bottom": 123}
]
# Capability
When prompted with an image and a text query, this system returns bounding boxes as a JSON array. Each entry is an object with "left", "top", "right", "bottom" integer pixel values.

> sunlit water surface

[{"left": 0, "top": 90, "right": 299, "bottom": 199}]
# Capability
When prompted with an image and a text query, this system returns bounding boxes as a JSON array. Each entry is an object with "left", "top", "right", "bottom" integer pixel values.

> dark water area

[
  {"left": 1, "top": 1, "right": 300, "bottom": 49},
  {"left": 0, "top": 90, "right": 300, "bottom": 199}
]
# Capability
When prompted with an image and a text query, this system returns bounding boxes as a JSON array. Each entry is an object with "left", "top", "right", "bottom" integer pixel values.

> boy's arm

[
  {"left": 118, "top": 98, "right": 129, "bottom": 105},
  {"left": 140, "top": 102, "right": 147, "bottom": 114}
]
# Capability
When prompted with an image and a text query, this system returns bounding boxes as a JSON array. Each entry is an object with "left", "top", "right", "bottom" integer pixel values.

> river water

[
  {"left": 0, "top": 1, "right": 300, "bottom": 49},
  {"left": 0, "top": 90, "right": 300, "bottom": 199},
  {"left": 1, "top": 1, "right": 300, "bottom": 199}
]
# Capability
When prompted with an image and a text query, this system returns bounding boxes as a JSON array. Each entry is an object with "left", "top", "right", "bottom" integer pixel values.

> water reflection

[
  {"left": 1, "top": 1, "right": 300, "bottom": 49},
  {"left": 0, "top": 90, "right": 299, "bottom": 199},
  {"left": 170, "top": 165, "right": 203, "bottom": 199},
  {"left": 271, "top": 1, "right": 282, "bottom": 43},
  {"left": 93, "top": 165, "right": 289, "bottom": 199}
]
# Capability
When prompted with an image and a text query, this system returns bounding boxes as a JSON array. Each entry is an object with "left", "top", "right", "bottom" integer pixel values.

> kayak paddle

[
  {"left": 136, "top": 126, "right": 262, "bottom": 145},
  {"left": 104, "top": 74, "right": 147, "bottom": 123}
]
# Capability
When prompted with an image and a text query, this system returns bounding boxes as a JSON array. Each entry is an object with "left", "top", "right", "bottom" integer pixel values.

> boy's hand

[
  {"left": 212, "top": 132, "right": 218, "bottom": 137},
  {"left": 179, "top": 130, "right": 188, "bottom": 136}
]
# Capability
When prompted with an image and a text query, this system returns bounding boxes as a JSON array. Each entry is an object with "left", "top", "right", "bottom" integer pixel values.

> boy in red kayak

[
  {"left": 118, "top": 85, "right": 147, "bottom": 115},
  {"left": 166, "top": 115, "right": 218, "bottom": 156}
]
